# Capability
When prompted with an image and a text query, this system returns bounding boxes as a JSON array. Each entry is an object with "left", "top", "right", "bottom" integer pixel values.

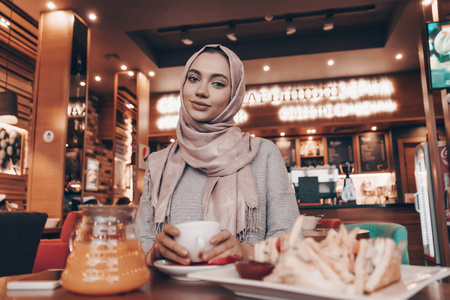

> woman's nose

[{"left": 195, "top": 82, "right": 209, "bottom": 98}]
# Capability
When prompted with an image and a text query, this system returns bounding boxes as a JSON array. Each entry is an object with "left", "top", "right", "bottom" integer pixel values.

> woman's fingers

[
  {"left": 204, "top": 230, "right": 242, "bottom": 262},
  {"left": 152, "top": 224, "right": 190, "bottom": 265}
]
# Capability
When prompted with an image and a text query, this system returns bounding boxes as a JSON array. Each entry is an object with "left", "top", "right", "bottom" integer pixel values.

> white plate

[
  {"left": 188, "top": 264, "right": 450, "bottom": 300},
  {"left": 153, "top": 259, "right": 229, "bottom": 281}
]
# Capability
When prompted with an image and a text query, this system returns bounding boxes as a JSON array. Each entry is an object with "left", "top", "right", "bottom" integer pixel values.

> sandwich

[{"left": 252, "top": 216, "right": 405, "bottom": 295}]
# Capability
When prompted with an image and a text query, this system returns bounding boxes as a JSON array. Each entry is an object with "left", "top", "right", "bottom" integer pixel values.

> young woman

[{"left": 136, "top": 44, "right": 299, "bottom": 266}]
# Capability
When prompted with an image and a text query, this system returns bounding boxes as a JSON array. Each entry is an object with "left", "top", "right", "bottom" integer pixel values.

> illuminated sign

[{"left": 154, "top": 78, "right": 397, "bottom": 130}]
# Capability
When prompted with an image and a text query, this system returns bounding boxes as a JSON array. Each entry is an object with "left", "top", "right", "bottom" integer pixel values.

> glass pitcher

[{"left": 61, "top": 205, "right": 150, "bottom": 295}]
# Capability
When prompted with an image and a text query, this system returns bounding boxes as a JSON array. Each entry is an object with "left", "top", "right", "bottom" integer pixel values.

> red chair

[
  {"left": 318, "top": 218, "right": 342, "bottom": 229},
  {"left": 32, "top": 211, "right": 83, "bottom": 273}
]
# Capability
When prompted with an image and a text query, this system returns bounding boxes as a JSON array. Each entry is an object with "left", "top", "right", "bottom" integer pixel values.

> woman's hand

[
  {"left": 146, "top": 224, "right": 190, "bottom": 266},
  {"left": 202, "top": 230, "right": 254, "bottom": 263}
]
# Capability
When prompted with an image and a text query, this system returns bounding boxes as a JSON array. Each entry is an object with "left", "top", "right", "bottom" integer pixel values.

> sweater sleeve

[
  {"left": 136, "top": 162, "right": 156, "bottom": 256},
  {"left": 264, "top": 141, "right": 300, "bottom": 239},
  {"left": 246, "top": 140, "right": 299, "bottom": 245}
]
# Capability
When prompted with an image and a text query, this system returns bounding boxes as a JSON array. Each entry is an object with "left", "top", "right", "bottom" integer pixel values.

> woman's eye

[
  {"left": 188, "top": 76, "right": 200, "bottom": 82},
  {"left": 212, "top": 81, "right": 226, "bottom": 88}
]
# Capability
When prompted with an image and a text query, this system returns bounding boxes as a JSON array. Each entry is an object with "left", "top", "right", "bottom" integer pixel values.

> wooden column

[
  {"left": 417, "top": 1, "right": 450, "bottom": 267},
  {"left": 28, "top": 11, "right": 89, "bottom": 219},
  {"left": 135, "top": 71, "right": 150, "bottom": 203}
]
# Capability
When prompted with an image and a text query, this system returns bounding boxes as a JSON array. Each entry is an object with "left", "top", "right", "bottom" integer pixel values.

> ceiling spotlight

[
  {"left": 46, "top": 2, "right": 56, "bottom": 10},
  {"left": 263, "top": 65, "right": 270, "bottom": 71},
  {"left": 280, "top": 132, "right": 286, "bottom": 137},
  {"left": 371, "top": 126, "right": 377, "bottom": 131},
  {"left": 286, "top": 18, "right": 296, "bottom": 35},
  {"left": 308, "top": 136, "right": 313, "bottom": 141},
  {"left": 88, "top": 13, "right": 97, "bottom": 21},
  {"left": 79, "top": 81, "right": 86, "bottom": 86},
  {"left": 327, "top": 59, "right": 334, "bottom": 66},
  {"left": 181, "top": 30, "right": 193, "bottom": 45},
  {"left": 94, "top": 76, "right": 101, "bottom": 81},
  {"left": 226, "top": 25, "right": 237, "bottom": 41},
  {"left": 128, "top": 71, "right": 134, "bottom": 76},
  {"left": 323, "top": 14, "right": 334, "bottom": 31},
  {"left": 120, "top": 65, "right": 127, "bottom": 70},
  {"left": 250, "top": 134, "right": 255, "bottom": 137},
  {"left": 170, "top": 138, "right": 175, "bottom": 143},
  {"left": 265, "top": 15, "right": 274, "bottom": 22},
  {"left": 395, "top": 53, "right": 403, "bottom": 60},
  {"left": 149, "top": 71, "right": 155, "bottom": 77},
  {"left": 126, "top": 103, "right": 134, "bottom": 109}
]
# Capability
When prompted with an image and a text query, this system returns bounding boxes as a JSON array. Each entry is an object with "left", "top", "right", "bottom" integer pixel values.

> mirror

[
  {"left": 113, "top": 71, "right": 138, "bottom": 202},
  {"left": 64, "top": 17, "right": 88, "bottom": 211}
]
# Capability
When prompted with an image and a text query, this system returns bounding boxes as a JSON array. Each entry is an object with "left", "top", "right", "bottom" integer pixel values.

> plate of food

[
  {"left": 189, "top": 216, "right": 450, "bottom": 299},
  {"left": 188, "top": 264, "right": 450, "bottom": 300},
  {"left": 154, "top": 258, "right": 235, "bottom": 281}
]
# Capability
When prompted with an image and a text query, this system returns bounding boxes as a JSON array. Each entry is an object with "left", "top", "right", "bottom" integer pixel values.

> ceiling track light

[
  {"left": 181, "top": 30, "right": 193, "bottom": 45},
  {"left": 226, "top": 25, "right": 237, "bottom": 41},
  {"left": 285, "top": 18, "right": 296, "bottom": 35},
  {"left": 323, "top": 14, "right": 334, "bottom": 31}
]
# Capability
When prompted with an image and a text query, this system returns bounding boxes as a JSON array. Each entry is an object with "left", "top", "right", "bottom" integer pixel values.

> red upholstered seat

[
  {"left": 318, "top": 218, "right": 342, "bottom": 229},
  {"left": 32, "top": 211, "right": 83, "bottom": 273}
]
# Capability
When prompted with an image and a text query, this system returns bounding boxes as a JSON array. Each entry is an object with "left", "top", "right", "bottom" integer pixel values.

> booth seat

[
  {"left": 32, "top": 211, "right": 82, "bottom": 273},
  {"left": 345, "top": 222, "right": 409, "bottom": 264},
  {"left": 0, "top": 211, "right": 47, "bottom": 276}
]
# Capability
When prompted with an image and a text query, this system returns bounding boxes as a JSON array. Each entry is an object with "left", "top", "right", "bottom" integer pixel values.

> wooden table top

[{"left": 1, "top": 268, "right": 449, "bottom": 299}]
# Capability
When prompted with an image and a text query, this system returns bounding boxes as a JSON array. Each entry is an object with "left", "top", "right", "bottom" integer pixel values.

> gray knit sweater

[{"left": 135, "top": 139, "right": 299, "bottom": 256}]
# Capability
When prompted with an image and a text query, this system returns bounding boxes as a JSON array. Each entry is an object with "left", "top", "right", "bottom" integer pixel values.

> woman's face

[{"left": 182, "top": 52, "right": 231, "bottom": 122}]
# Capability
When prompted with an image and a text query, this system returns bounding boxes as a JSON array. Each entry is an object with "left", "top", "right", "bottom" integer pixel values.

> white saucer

[{"left": 153, "top": 259, "right": 228, "bottom": 281}]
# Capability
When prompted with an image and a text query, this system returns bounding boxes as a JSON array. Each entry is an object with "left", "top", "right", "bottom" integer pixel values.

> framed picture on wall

[
  {"left": 0, "top": 124, "right": 25, "bottom": 176},
  {"left": 85, "top": 158, "right": 99, "bottom": 191}
]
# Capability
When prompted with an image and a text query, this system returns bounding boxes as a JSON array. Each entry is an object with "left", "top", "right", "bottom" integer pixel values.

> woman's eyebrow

[{"left": 188, "top": 68, "right": 229, "bottom": 81}]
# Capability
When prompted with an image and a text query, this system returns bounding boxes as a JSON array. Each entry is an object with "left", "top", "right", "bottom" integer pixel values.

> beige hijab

[{"left": 149, "top": 44, "right": 262, "bottom": 240}]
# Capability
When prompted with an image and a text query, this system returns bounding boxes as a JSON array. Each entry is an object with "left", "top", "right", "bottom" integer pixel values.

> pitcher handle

[{"left": 69, "top": 220, "right": 82, "bottom": 252}]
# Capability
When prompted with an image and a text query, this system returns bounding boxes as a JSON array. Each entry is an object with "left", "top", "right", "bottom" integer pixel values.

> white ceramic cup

[{"left": 174, "top": 221, "right": 221, "bottom": 262}]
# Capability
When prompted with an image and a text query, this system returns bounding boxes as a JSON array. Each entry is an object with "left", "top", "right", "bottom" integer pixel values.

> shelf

[{"left": 301, "top": 155, "right": 324, "bottom": 158}]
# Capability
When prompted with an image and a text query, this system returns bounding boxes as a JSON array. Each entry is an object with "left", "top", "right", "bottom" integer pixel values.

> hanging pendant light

[
  {"left": 0, "top": 0, "right": 19, "bottom": 124},
  {"left": 0, "top": 91, "right": 18, "bottom": 124}
]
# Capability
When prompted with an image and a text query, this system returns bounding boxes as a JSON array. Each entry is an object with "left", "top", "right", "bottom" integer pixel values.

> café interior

[{"left": 1, "top": 0, "right": 450, "bottom": 296}]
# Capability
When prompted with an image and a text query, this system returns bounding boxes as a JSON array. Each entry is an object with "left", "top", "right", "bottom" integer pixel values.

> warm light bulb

[
  {"left": 250, "top": 134, "right": 255, "bottom": 137},
  {"left": 149, "top": 71, "right": 155, "bottom": 77},
  {"left": 46, "top": 2, "right": 56, "bottom": 10},
  {"left": 308, "top": 136, "right": 313, "bottom": 141},
  {"left": 170, "top": 138, "right": 175, "bottom": 143},
  {"left": 128, "top": 71, "right": 134, "bottom": 76},
  {"left": 121, "top": 65, "right": 127, "bottom": 70},
  {"left": 94, "top": 76, "right": 101, "bottom": 81},
  {"left": 395, "top": 53, "right": 403, "bottom": 60},
  {"left": 371, "top": 126, "right": 377, "bottom": 131},
  {"left": 280, "top": 132, "right": 285, "bottom": 137},
  {"left": 263, "top": 65, "right": 270, "bottom": 71},
  {"left": 80, "top": 81, "right": 86, "bottom": 86},
  {"left": 88, "top": 13, "right": 97, "bottom": 21},
  {"left": 327, "top": 60, "right": 334, "bottom": 66}
]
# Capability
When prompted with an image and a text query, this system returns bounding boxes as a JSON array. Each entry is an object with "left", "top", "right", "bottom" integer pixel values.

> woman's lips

[{"left": 190, "top": 100, "right": 210, "bottom": 111}]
